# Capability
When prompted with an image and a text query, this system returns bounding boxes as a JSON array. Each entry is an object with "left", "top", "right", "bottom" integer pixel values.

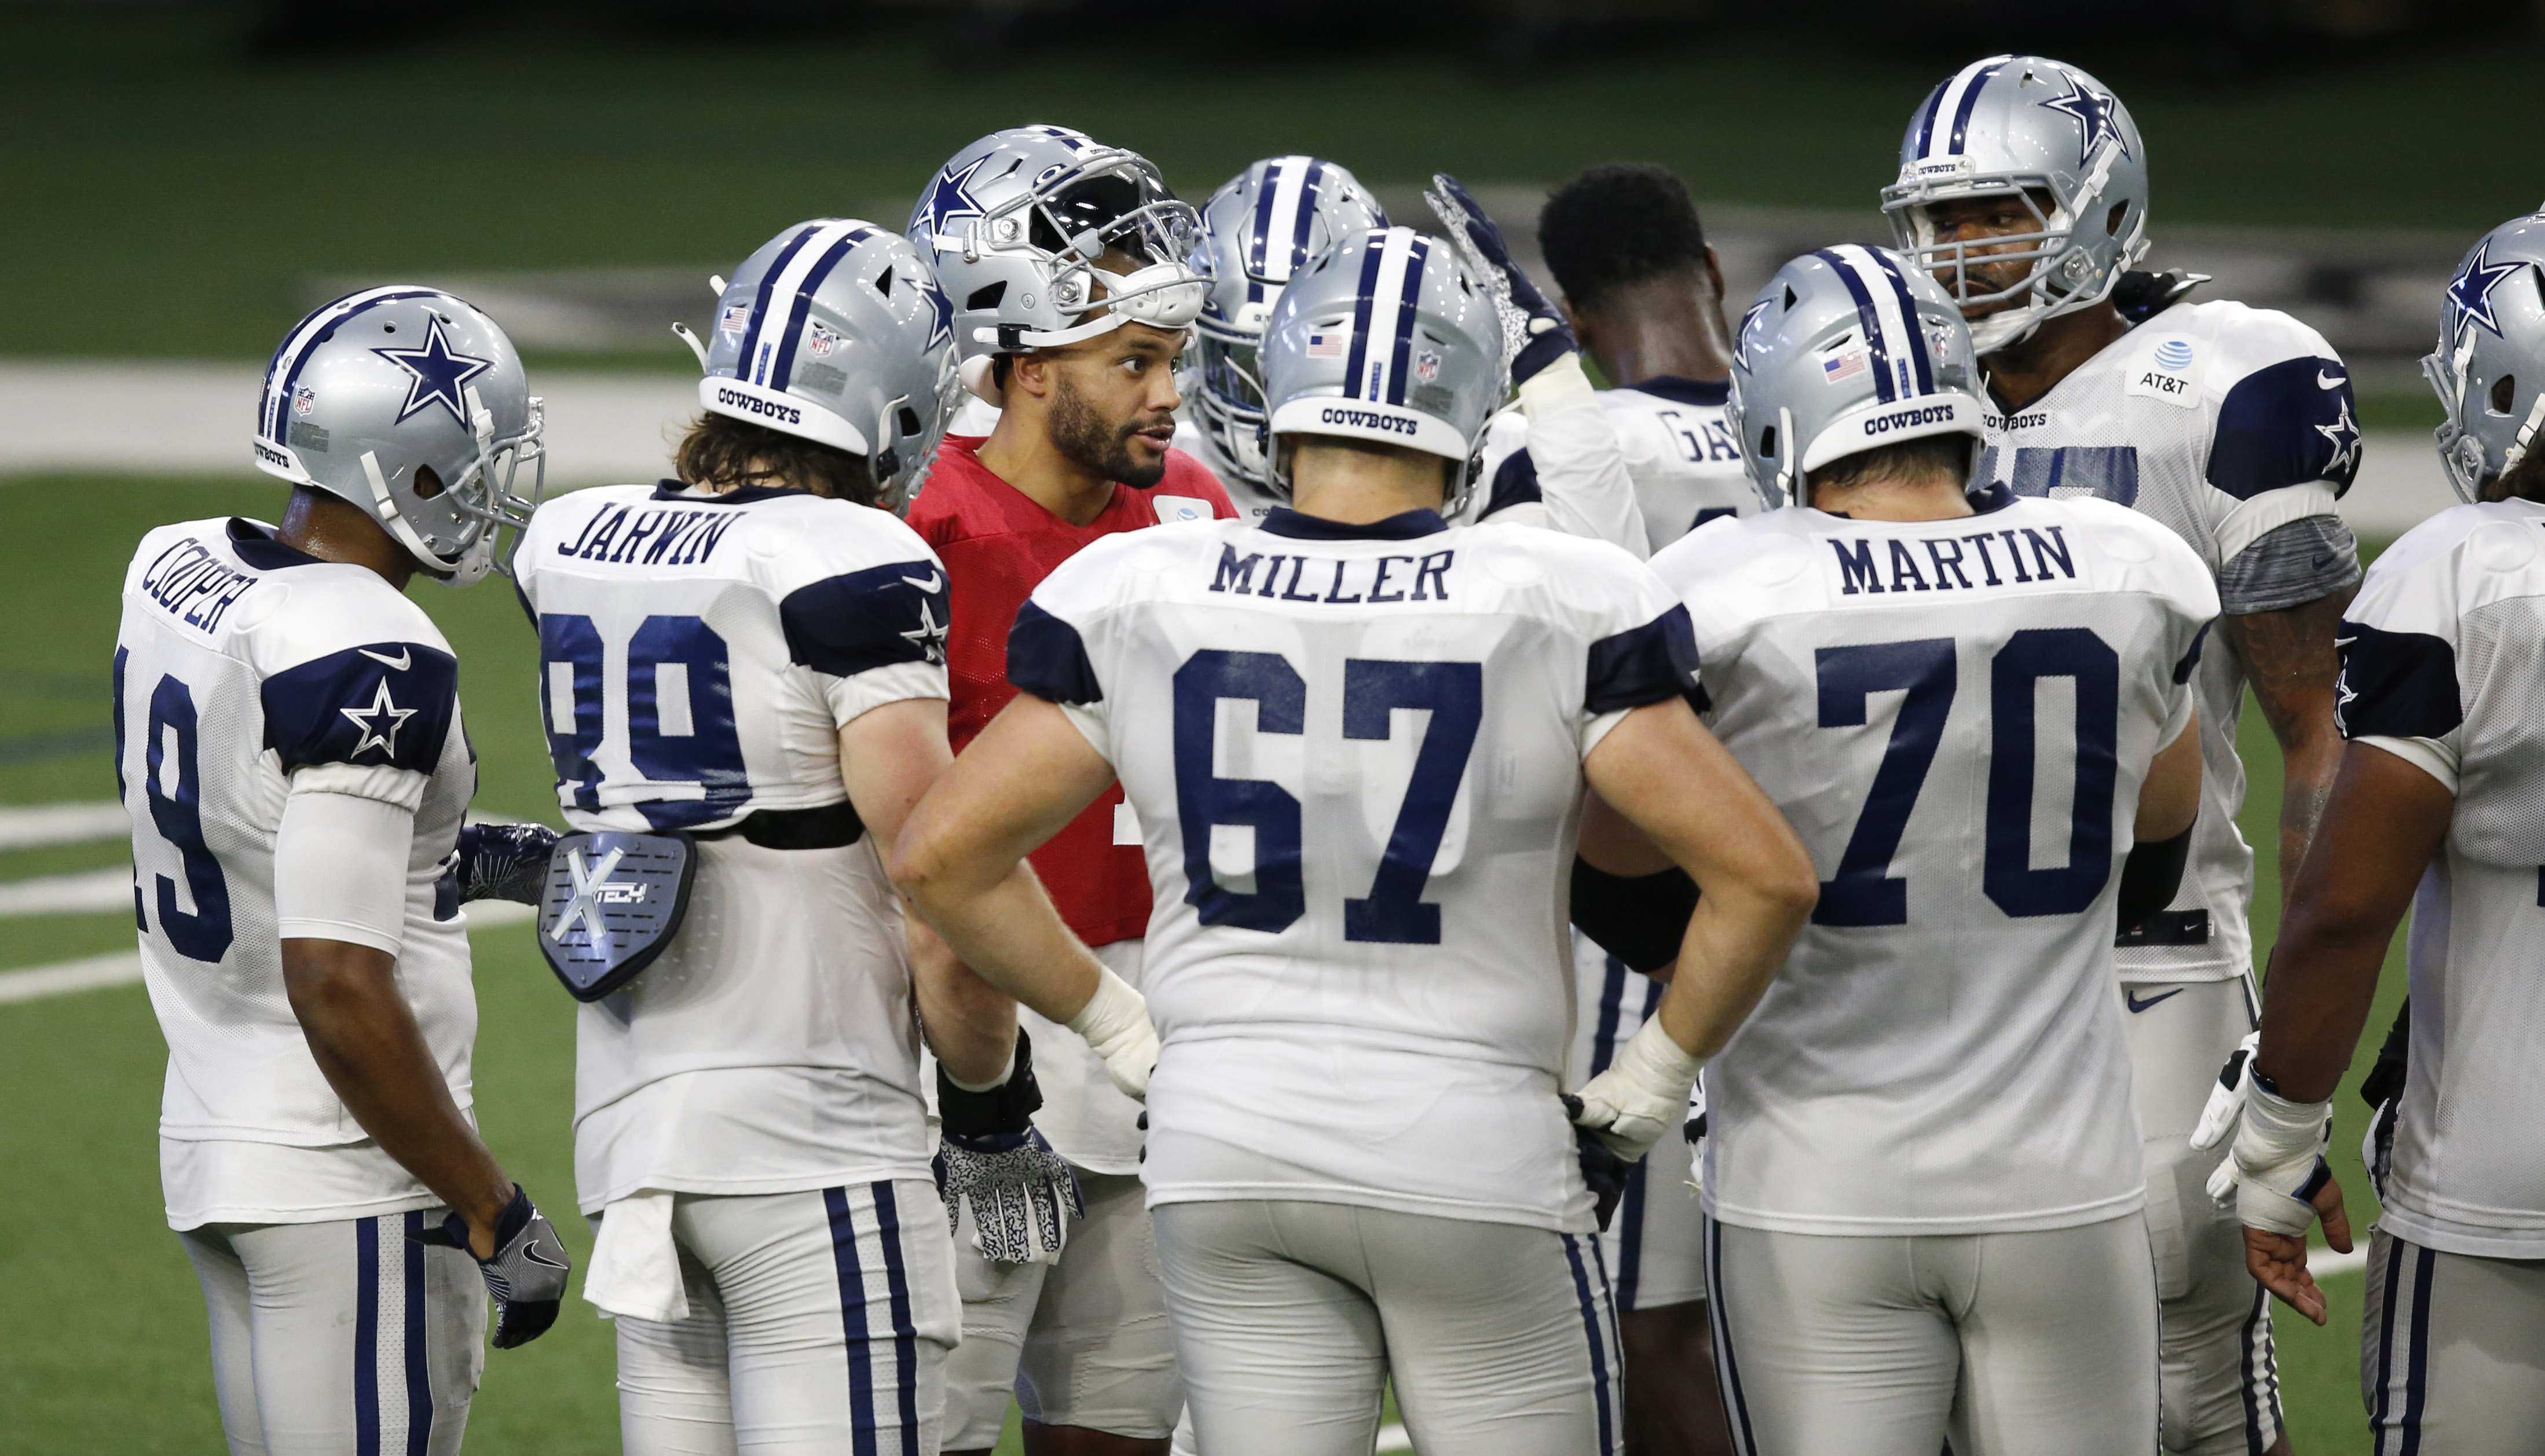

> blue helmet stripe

[
  {"left": 733, "top": 224, "right": 825, "bottom": 386},
  {"left": 768, "top": 225, "right": 875, "bottom": 392},
  {"left": 1910, "top": 83, "right": 1948, "bottom": 162},
  {"left": 1867, "top": 250, "right": 1936, "bottom": 396},
  {"left": 1288, "top": 162, "right": 1328, "bottom": 276},
  {"left": 1946, "top": 59, "right": 2007, "bottom": 156},
  {"left": 1385, "top": 237, "right": 1429, "bottom": 407},
  {"left": 1247, "top": 157, "right": 1284, "bottom": 281},
  {"left": 1342, "top": 235, "right": 1387, "bottom": 399},
  {"left": 1813, "top": 248, "right": 1898, "bottom": 405},
  {"left": 264, "top": 288, "right": 442, "bottom": 442}
]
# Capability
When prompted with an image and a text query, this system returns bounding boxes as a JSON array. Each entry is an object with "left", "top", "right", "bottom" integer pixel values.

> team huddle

[{"left": 111, "top": 50, "right": 2545, "bottom": 1456}]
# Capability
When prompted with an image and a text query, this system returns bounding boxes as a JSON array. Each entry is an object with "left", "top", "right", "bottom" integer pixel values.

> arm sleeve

[
  {"left": 2217, "top": 512, "right": 2362, "bottom": 615},
  {"left": 778, "top": 558, "right": 954, "bottom": 727},
  {"left": 1493, "top": 354, "right": 1650, "bottom": 557},
  {"left": 273, "top": 779, "right": 416, "bottom": 953}
]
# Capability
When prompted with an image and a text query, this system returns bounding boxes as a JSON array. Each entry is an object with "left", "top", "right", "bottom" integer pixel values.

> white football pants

[
  {"left": 611, "top": 1181, "right": 958, "bottom": 1456},
  {"left": 180, "top": 1210, "right": 488, "bottom": 1456},
  {"left": 1152, "top": 1198, "right": 1622, "bottom": 1456},
  {"left": 2363, "top": 1228, "right": 2545, "bottom": 1454},
  {"left": 1703, "top": 1212, "right": 2159, "bottom": 1456}
]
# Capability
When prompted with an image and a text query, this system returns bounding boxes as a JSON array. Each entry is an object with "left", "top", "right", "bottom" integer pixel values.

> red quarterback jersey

[{"left": 908, "top": 434, "right": 1236, "bottom": 948}]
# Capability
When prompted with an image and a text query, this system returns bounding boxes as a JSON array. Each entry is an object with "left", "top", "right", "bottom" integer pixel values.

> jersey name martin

[
  {"left": 551, "top": 503, "right": 747, "bottom": 567},
  {"left": 138, "top": 536, "right": 259, "bottom": 635},
  {"left": 1204, "top": 544, "right": 1457, "bottom": 604},
  {"left": 1829, "top": 524, "right": 2079, "bottom": 596}
]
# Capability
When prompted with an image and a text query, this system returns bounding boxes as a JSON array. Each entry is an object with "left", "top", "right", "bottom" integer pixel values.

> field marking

[
  {"left": 1376, "top": 1422, "right": 1411, "bottom": 1453},
  {"left": 0, "top": 868, "right": 134, "bottom": 916},
  {"left": 0, "top": 904, "right": 538, "bottom": 1004},
  {"left": 2315, "top": 1244, "right": 2370, "bottom": 1279},
  {"left": 0, "top": 801, "right": 127, "bottom": 850}
]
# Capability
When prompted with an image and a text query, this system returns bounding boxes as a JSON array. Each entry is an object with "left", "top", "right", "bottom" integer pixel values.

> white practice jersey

[
  {"left": 1657, "top": 493, "right": 2217, "bottom": 1235},
  {"left": 1479, "top": 377, "right": 1766, "bottom": 558},
  {"left": 514, "top": 482, "right": 952, "bottom": 1211},
  {"left": 2329, "top": 500, "right": 2545, "bottom": 1259},
  {"left": 1015, "top": 507, "right": 1696, "bottom": 1233},
  {"left": 117, "top": 518, "right": 478, "bottom": 1228},
  {"left": 1976, "top": 298, "right": 2364, "bottom": 983}
]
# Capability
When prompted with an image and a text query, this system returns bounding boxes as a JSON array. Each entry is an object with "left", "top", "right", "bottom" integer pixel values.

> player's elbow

[
  {"left": 280, "top": 938, "right": 396, "bottom": 1030},
  {"left": 1760, "top": 856, "right": 1821, "bottom": 931}
]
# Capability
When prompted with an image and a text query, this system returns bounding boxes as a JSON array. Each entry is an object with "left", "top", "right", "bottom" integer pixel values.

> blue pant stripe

[
  {"left": 873, "top": 1181, "right": 922, "bottom": 1448},
  {"left": 2400, "top": 1242, "right": 2437, "bottom": 1455},
  {"left": 403, "top": 1211, "right": 433, "bottom": 1455},
  {"left": 1704, "top": 1217, "right": 1760, "bottom": 1456},
  {"left": 1562, "top": 1233, "right": 1617, "bottom": 1456},
  {"left": 354, "top": 1215, "right": 382, "bottom": 1456},
  {"left": 824, "top": 1186, "right": 881, "bottom": 1456}
]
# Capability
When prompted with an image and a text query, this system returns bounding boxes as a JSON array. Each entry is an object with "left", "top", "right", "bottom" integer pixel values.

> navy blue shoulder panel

[
  {"left": 262, "top": 641, "right": 459, "bottom": 774},
  {"left": 1481, "top": 448, "right": 1543, "bottom": 519},
  {"left": 1587, "top": 603, "right": 1700, "bottom": 714},
  {"left": 2207, "top": 355, "right": 2362, "bottom": 501},
  {"left": 779, "top": 559, "right": 950, "bottom": 677},
  {"left": 2172, "top": 621, "right": 2212, "bottom": 685},
  {"left": 1008, "top": 601, "right": 1103, "bottom": 706},
  {"left": 2334, "top": 618, "right": 2460, "bottom": 741}
]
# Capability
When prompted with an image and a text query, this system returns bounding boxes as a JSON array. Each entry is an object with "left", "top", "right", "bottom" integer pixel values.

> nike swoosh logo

[
  {"left": 2125, "top": 988, "right": 2184, "bottom": 1014},
  {"left": 2310, "top": 553, "right": 2337, "bottom": 570},
  {"left": 522, "top": 1246, "right": 569, "bottom": 1271},
  {"left": 358, "top": 646, "right": 412, "bottom": 671},
  {"left": 900, "top": 570, "right": 943, "bottom": 594},
  {"left": 2318, "top": 371, "right": 2348, "bottom": 390}
]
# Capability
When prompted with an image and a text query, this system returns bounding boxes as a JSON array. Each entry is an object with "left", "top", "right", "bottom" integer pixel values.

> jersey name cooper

[
  {"left": 1977, "top": 298, "right": 2364, "bottom": 984},
  {"left": 2330, "top": 500, "right": 2545, "bottom": 1258},
  {"left": 1478, "top": 377, "right": 1764, "bottom": 556},
  {"left": 514, "top": 482, "right": 951, "bottom": 834},
  {"left": 1656, "top": 494, "right": 2217, "bottom": 1235},
  {"left": 1013, "top": 509, "right": 1695, "bottom": 1233},
  {"left": 117, "top": 518, "right": 478, "bottom": 1226}
]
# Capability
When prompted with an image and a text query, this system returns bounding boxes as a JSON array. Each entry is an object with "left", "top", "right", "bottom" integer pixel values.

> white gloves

[
  {"left": 2188, "top": 1029, "right": 2261, "bottom": 1157},
  {"left": 1066, "top": 964, "right": 1159, "bottom": 1101},
  {"left": 2222, "top": 1082, "right": 2337, "bottom": 1237},
  {"left": 1570, "top": 1018, "right": 1706, "bottom": 1161}
]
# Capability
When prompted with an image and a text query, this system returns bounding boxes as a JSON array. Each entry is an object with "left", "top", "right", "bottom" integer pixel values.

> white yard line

[
  {"left": 0, "top": 801, "right": 129, "bottom": 850},
  {"left": 0, "top": 903, "right": 537, "bottom": 1003},
  {"left": 0, "top": 868, "right": 133, "bottom": 916},
  {"left": 1375, "top": 1422, "right": 1412, "bottom": 1454}
]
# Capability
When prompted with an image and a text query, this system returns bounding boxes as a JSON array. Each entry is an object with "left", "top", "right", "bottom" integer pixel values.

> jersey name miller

[
  {"left": 1829, "top": 525, "right": 2081, "bottom": 596},
  {"left": 1205, "top": 544, "right": 1458, "bottom": 603}
]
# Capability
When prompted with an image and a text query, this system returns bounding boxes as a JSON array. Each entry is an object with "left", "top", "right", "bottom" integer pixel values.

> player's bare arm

[
  {"left": 837, "top": 694, "right": 1018, "bottom": 1089},
  {"left": 2241, "top": 743, "right": 2450, "bottom": 1321},
  {"left": 2221, "top": 589, "right": 2356, "bottom": 901},
  {"left": 2137, "top": 708, "right": 2205, "bottom": 844}
]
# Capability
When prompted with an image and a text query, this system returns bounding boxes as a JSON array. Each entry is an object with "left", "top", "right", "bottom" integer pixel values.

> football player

[
  {"left": 1636, "top": 245, "right": 2212, "bottom": 1454},
  {"left": 514, "top": 219, "right": 1019, "bottom": 1452},
  {"left": 891, "top": 223, "right": 1819, "bottom": 1456},
  {"left": 904, "top": 124, "right": 1231, "bottom": 1456},
  {"left": 1882, "top": 55, "right": 2363, "bottom": 1456},
  {"left": 1185, "top": 160, "right": 1647, "bottom": 555},
  {"left": 1517, "top": 159, "right": 1766, "bottom": 1456},
  {"left": 2205, "top": 210, "right": 2545, "bottom": 1453},
  {"left": 120, "top": 288, "right": 570, "bottom": 1454}
]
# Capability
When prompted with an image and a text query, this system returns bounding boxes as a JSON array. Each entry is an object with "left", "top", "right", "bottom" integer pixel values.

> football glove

[
  {"left": 1569, "top": 1017, "right": 1705, "bottom": 1162},
  {"left": 1066, "top": 964, "right": 1159, "bottom": 1101},
  {"left": 934, "top": 1029, "right": 1083, "bottom": 1265},
  {"left": 455, "top": 822, "right": 558, "bottom": 905},
  {"left": 1562, "top": 1096, "right": 1629, "bottom": 1233},
  {"left": 1424, "top": 173, "right": 1576, "bottom": 386},
  {"left": 2359, "top": 1002, "right": 2410, "bottom": 1201},
  {"left": 412, "top": 1184, "right": 572, "bottom": 1348},
  {"left": 1683, "top": 1070, "right": 1709, "bottom": 1183},
  {"left": 2211, "top": 1080, "right": 2336, "bottom": 1237},
  {"left": 2188, "top": 1029, "right": 2260, "bottom": 1158}
]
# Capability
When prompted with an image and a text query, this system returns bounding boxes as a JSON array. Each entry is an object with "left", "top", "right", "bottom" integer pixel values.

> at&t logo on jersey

[{"left": 2126, "top": 335, "right": 2203, "bottom": 407}]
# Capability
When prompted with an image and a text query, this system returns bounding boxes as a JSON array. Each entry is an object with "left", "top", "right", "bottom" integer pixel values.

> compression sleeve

[
  {"left": 2115, "top": 824, "right": 2192, "bottom": 934},
  {"left": 273, "top": 780, "right": 415, "bottom": 954}
]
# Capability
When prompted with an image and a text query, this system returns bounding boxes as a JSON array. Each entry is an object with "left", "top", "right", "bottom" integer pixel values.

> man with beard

[{"left": 905, "top": 125, "right": 1232, "bottom": 1456}]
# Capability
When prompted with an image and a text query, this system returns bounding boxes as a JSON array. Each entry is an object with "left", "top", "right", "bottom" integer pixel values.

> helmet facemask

[
  {"left": 972, "top": 158, "right": 1207, "bottom": 350},
  {"left": 1889, "top": 175, "right": 2142, "bottom": 355}
]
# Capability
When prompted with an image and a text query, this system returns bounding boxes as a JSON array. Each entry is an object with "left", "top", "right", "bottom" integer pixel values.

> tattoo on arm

[{"left": 2221, "top": 585, "right": 2357, "bottom": 903}]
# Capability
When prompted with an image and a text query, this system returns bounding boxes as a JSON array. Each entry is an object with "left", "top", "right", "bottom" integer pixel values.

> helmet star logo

[
  {"left": 916, "top": 155, "right": 991, "bottom": 244},
  {"left": 339, "top": 677, "right": 418, "bottom": 759},
  {"left": 900, "top": 595, "right": 949, "bottom": 666},
  {"left": 373, "top": 316, "right": 494, "bottom": 426},
  {"left": 2444, "top": 237, "right": 2525, "bottom": 348},
  {"left": 2316, "top": 395, "right": 2362, "bottom": 480},
  {"left": 2038, "top": 75, "right": 2131, "bottom": 162},
  {"left": 917, "top": 270, "right": 954, "bottom": 351}
]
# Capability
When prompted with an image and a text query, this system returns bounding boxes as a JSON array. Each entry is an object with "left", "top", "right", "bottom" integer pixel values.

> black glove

[
  {"left": 455, "top": 822, "right": 559, "bottom": 904},
  {"left": 1563, "top": 1094, "right": 1631, "bottom": 1233},
  {"left": 2360, "top": 1001, "right": 2409, "bottom": 1201},
  {"left": 1425, "top": 173, "right": 1577, "bottom": 386},
  {"left": 412, "top": 1184, "right": 572, "bottom": 1348},
  {"left": 934, "top": 1029, "right": 1083, "bottom": 1264}
]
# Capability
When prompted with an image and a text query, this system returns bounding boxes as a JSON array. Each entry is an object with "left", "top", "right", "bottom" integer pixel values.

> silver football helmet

[
  {"left": 1185, "top": 156, "right": 1390, "bottom": 491},
  {"left": 2426, "top": 211, "right": 2545, "bottom": 502},
  {"left": 687, "top": 218, "right": 959, "bottom": 508},
  {"left": 907, "top": 124, "right": 1206, "bottom": 403},
  {"left": 1726, "top": 245, "right": 1986, "bottom": 506},
  {"left": 252, "top": 287, "right": 543, "bottom": 586},
  {"left": 1259, "top": 226, "right": 1506, "bottom": 515},
  {"left": 1880, "top": 54, "right": 2149, "bottom": 354}
]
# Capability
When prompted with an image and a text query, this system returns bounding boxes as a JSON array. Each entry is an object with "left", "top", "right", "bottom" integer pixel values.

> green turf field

[{"left": 0, "top": 473, "right": 2413, "bottom": 1451}]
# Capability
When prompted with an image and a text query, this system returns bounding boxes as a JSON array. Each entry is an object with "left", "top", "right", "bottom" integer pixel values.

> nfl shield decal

[{"left": 537, "top": 831, "right": 698, "bottom": 1002}]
